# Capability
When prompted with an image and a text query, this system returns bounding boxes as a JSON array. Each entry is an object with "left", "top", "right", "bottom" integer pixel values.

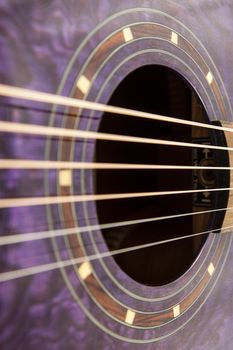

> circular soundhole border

[
  {"left": 46, "top": 8, "right": 233, "bottom": 343},
  {"left": 94, "top": 64, "right": 229, "bottom": 287}
]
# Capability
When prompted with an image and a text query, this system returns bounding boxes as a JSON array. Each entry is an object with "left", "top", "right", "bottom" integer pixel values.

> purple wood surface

[{"left": 0, "top": 1, "right": 233, "bottom": 349}]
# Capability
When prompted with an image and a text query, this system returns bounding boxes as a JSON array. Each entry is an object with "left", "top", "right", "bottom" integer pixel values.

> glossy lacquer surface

[{"left": 0, "top": 1, "right": 233, "bottom": 349}]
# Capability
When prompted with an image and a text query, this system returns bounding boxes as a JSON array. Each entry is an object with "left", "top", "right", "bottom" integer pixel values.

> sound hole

[{"left": 94, "top": 65, "right": 229, "bottom": 286}]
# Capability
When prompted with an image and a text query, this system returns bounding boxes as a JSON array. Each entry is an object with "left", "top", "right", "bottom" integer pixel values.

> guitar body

[{"left": 0, "top": 1, "right": 233, "bottom": 349}]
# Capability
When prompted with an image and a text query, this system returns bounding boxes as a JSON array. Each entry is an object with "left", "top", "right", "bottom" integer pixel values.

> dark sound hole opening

[{"left": 94, "top": 65, "right": 229, "bottom": 286}]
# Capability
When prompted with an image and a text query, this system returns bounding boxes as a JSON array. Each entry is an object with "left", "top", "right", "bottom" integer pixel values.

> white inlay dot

[
  {"left": 208, "top": 262, "right": 215, "bottom": 276},
  {"left": 78, "top": 261, "right": 92, "bottom": 280},
  {"left": 123, "top": 27, "right": 134, "bottom": 42},
  {"left": 173, "top": 304, "right": 180, "bottom": 318},
  {"left": 171, "top": 31, "right": 178, "bottom": 45},
  {"left": 206, "top": 71, "right": 213, "bottom": 85},
  {"left": 125, "top": 309, "right": 136, "bottom": 324},
  {"left": 77, "top": 75, "right": 91, "bottom": 94},
  {"left": 59, "top": 169, "right": 72, "bottom": 187}
]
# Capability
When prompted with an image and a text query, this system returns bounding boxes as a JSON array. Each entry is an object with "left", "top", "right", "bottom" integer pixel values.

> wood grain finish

[{"left": 0, "top": 1, "right": 233, "bottom": 349}]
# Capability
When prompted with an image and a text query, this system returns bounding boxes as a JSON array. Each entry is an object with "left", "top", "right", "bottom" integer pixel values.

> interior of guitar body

[{"left": 95, "top": 65, "right": 229, "bottom": 286}]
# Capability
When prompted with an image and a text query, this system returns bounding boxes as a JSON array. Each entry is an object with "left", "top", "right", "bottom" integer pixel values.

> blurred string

[
  {"left": 0, "top": 83, "right": 232, "bottom": 282},
  {"left": 0, "top": 205, "right": 233, "bottom": 246},
  {"left": 0, "top": 83, "right": 233, "bottom": 134},
  {"left": 0, "top": 224, "right": 232, "bottom": 283}
]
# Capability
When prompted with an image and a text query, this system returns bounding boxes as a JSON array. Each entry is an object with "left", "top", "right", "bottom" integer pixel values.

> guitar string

[
  {"left": 0, "top": 159, "right": 232, "bottom": 170},
  {"left": 1, "top": 205, "right": 233, "bottom": 247},
  {"left": 0, "top": 224, "right": 232, "bottom": 283},
  {"left": 1, "top": 120, "right": 233, "bottom": 153},
  {"left": 0, "top": 85, "right": 232, "bottom": 283},
  {"left": 0, "top": 83, "right": 233, "bottom": 134},
  {"left": 1, "top": 85, "right": 230, "bottom": 216},
  {"left": 0, "top": 117, "right": 231, "bottom": 209},
  {"left": 0, "top": 186, "right": 232, "bottom": 209}
]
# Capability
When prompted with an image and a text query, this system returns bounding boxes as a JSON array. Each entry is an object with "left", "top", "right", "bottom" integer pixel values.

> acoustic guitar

[{"left": 0, "top": 1, "right": 233, "bottom": 349}]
